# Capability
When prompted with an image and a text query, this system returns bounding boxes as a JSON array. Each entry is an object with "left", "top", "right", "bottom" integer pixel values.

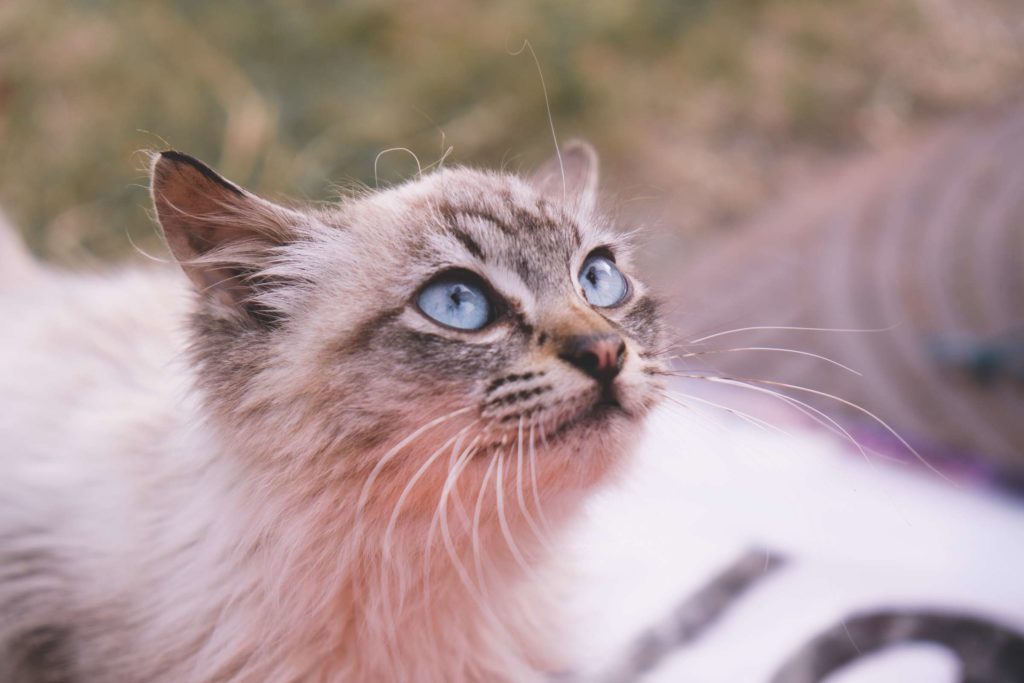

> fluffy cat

[{"left": 0, "top": 142, "right": 665, "bottom": 682}]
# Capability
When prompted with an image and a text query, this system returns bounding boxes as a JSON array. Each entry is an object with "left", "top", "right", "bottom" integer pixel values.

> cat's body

[
  {"left": 0, "top": 267, "right": 556, "bottom": 681},
  {"left": 0, "top": 145, "right": 665, "bottom": 682}
]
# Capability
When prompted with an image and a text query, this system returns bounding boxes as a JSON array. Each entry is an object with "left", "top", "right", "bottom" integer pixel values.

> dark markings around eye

[
  {"left": 395, "top": 325, "right": 532, "bottom": 384},
  {"left": 346, "top": 307, "right": 406, "bottom": 353},
  {"left": 619, "top": 295, "right": 661, "bottom": 348},
  {"left": 510, "top": 310, "right": 534, "bottom": 338}
]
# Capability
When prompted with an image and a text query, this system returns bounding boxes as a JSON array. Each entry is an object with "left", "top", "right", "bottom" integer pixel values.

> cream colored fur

[{"left": 0, "top": 144, "right": 664, "bottom": 682}]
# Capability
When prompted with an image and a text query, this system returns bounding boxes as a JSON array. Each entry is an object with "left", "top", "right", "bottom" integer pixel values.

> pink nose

[{"left": 559, "top": 333, "right": 626, "bottom": 385}]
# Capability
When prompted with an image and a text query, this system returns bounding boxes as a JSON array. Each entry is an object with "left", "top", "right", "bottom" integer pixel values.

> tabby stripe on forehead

[
  {"left": 438, "top": 202, "right": 516, "bottom": 237},
  {"left": 439, "top": 199, "right": 582, "bottom": 247},
  {"left": 450, "top": 227, "right": 485, "bottom": 260},
  {"left": 510, "top": 204, "right": 581, "bottom": 247},
  {"left": 505, "top": 190, "right": 583, "bottom": 246},
  {"left": 440, "top": 200, "right": 581, "bottom": 245}
]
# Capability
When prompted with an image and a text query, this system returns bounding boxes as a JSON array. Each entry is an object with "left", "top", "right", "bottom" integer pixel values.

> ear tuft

[
  {"left": 528, "top": 139, "right": 599, "bottom": 213},
  {"left": 151, "top": 150, "right": 298, "bottom": 325}
]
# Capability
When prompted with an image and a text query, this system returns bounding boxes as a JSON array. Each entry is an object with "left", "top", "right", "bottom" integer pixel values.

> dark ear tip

[
  {"left": 151, "top": 150, "right": 244, "bottom": 197},
  {"left": 152, "top": 150, "right": 200, "bottom": 180},
  {"left": 158, "top": 149, "right": 196, "bottom": 165},
  {"left": 153, "top": 150, "right": 211, "bottom": 174}
]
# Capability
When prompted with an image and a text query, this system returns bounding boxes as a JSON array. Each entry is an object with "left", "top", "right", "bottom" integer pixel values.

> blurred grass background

[{"left": 1, "top": 0, "right": 1021, "bottom": 265}]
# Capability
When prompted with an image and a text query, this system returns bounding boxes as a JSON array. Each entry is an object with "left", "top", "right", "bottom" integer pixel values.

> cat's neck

[{"left": 139, "top": 413, "right": 560, "bottom": 682}]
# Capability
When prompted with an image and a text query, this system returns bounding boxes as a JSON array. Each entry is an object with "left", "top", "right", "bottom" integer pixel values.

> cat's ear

[
  {"left": 528, "top": 139, "right": 599, "bottom": 213},
  {"left": 151, "top": 151, "right": 300, "bottom": 324}
]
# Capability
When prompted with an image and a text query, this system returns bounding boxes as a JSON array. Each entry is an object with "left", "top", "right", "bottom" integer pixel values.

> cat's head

[{"left": 151, "top": 143, "right": 665, "bottom": 533}]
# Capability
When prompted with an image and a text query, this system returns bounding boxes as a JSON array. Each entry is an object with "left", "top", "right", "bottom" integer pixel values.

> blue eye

[
  {"left": 417, "top": 275, "right": 492, "bottom": 330},
  {"left": 579, "top": 253, "right": 628, "bottom": 307}
]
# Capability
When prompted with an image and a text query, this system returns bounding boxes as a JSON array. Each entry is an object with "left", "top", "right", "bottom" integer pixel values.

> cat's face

[{"left": 152, "top": 144, "right": 664, "bottom": 531}]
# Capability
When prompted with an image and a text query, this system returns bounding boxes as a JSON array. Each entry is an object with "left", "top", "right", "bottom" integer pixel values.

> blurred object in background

[
  {"left": 929, "top": 329, "right": 1024, "bottom": 387},
  {"left": 670, "top": 99, "right": 1024, "bottom": 480},
  {"left": 2, "top": 0, "right": 1022, "bottom": 475},
  {"left": 1, "top": 0, "right": 1022, "bottom": 263},
  {"left": 4, "top": 4, "right": 1024, "bottom": 677}
]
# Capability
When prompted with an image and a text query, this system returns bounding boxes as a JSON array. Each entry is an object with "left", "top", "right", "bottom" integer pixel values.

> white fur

[{"left": 0, "top": 147, "right": 663, "bottom": 681}]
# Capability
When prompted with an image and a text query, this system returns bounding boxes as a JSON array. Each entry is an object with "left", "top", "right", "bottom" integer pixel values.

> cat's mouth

[
  {"left": 547, "top": 393, "right": 628, "bottom": 440},
  {"left": 597, "top": 384, "right": 622, "bottom": 410},
  {"left": 478, "top": 375, "right": 650, "bottom": 451}
]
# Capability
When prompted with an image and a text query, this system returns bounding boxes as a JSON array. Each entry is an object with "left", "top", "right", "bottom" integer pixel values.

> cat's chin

[
  {"left": 473, "top": 399, "right": 635, "bottom": 455},
  {"left": 542, "top": 390, "right": 656, "bottom": 451},
  {"left": 554, "top": 400, "right": 626, "bottom": 436}
]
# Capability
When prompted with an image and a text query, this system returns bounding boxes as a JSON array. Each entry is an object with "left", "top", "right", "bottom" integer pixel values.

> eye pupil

[
  {"left": 418, "top": 276, "right": 492, "bottom": 330},
  {"left": 578, "top": 253, "right": 628, "bottom": 307}
]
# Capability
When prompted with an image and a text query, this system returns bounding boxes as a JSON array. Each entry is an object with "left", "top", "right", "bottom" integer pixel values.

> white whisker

[
  {"left": 689, "top": 324, "right": 896, "bottom": 345},
  {"left": 382, "top": 425, "right": 473, "bottom": 561},
  {"left": 515, "top": 416, "right": 549, "bottom": 547},
  {"left": 378, "top": 425, "right": 473, "bottom": 646},
  {"left": 660, "top": 389, "right": 791, "bottom": 438},
  {"left": 507, "top": 39, "right": 564, "bottom": 201},
  {"left": 436, "top": 438, "right": 497, "bottom": 614},
  {"left": 374, "top": 146, "right": 423, "bottom": 186},
  {"left": 495, "top": 450, "right": 532, "bottom": 575},
  {"left": 740, "top": 376, "right": 948, "bottom": 480},
  {"left": 527, "top": 419, "right": 555, "bottom": 538},
  {"left": 422, "top": 429, "right": 481, "bottom": 615},
  {"left": 356, "top": 406, "right": 472, "bottom": 520},
  {"left": 677, "top": 374, "right": 878, "bottom": 470},
  {"left": 472, "top": 453, "right": 500, "bottom": 589},
  {"left": 672, "top": 346, "right": 863, "bottom": 376}
]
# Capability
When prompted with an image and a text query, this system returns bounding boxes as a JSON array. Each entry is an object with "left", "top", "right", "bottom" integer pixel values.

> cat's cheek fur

[{"left": 0, "top": 144, "right": 666, "bottom": 682}]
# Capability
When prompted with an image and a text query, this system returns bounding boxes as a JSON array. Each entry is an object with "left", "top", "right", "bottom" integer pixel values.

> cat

[{"left": 0, "top": 141, "right": 666, "bottom": 682}]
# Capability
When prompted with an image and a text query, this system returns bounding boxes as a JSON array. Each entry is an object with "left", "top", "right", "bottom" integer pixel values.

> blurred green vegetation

[{"left": 0, "top": 0, "right": 1020, "bottom": 264}]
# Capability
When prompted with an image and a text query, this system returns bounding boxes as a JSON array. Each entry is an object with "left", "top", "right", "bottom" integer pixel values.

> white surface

[{"left": 570, "top": 392, "right": 1024, "bottom": 681}]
